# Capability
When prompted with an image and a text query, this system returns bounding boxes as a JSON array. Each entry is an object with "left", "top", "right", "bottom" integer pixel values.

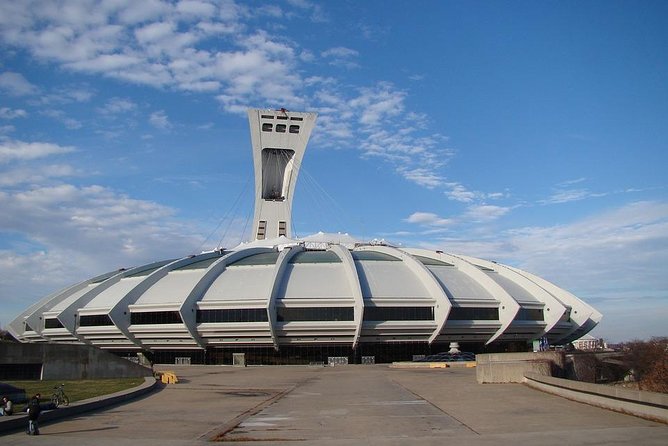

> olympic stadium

[{"left": 7, "top": 109, "right": 601, "bottom": 365}]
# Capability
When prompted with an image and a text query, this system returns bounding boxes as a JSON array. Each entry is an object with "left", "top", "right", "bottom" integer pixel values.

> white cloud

[
  {"left": 213, "top": 32, "right": 302, "bottom": 109},
  {"left": 115, "top": 0, "right": 173, "bottom": 25},
  {"left": 542, "top": 189, "right": 590, "bottom": 204},
  {"left": 486, "top": 192, "right": 507, "bottom": 200},
  {"left": 33, "top": 85, "right": 95, "bottom": 106},
  {"left": 464, "top": 204, "right": 511, "bottom": 222},
  {"left": 313, "top": 114, "right": 353, "bottom": 140},
  {"left": 135, "top": 21, "right": 176, "bottom": 44},
  {"left": 0, "top": 164, "right": 77, "bottom": 186},
  {"left": 98, "top": 97, "right": 137, "bottom": 114},
  {"left": 398, "top": 168, "right": 443, "bottom": 189},
  {"left": 256, "top": 5, "right": 283, "bottom": 18},
  {"left": 405, "top": 212, "right": 453, "bottom": 227},
  {"left": 423, "top": 201, "right": 668, "bottom": 341},
  {"left": 321, "top": 46, "right": 359, "bottom": 68},
  {"left": 176, "top": 1, "right": 216, "bottom": 19},
  {"left": 541, "top": 188, "right": 609, "bottom": 204},
  {"left": 443, "top": 182, "right": 508, "bottom": 203},
  {"left": 539, "top": 178, "right": 610, "bottom": 204},
  {"left": 0, "top": 139, "right": 75, "bottom": 163},
  {"left": 66, "top": 53, "right": 144, "bottom": 72},
  {"left": 557, "top": 177, "right": 587, "bottom": 187},
  {"left": 40, "top": 109, "right": 83, "bottom": 130},
  {"left": 310, "top": 82, "right": 453, "bottom": 191},
  {"left": 0, "top": 107, "right": 28, "bottom": 119},
  {"left": 149, "top": 110, "right": 171, "bottom": 129},
  {"left": 0, "top": 184, "right": 188, "bottom": 247},
  {"left": 0, "top": 2, "right": 299, "bottom": 103},
  {"left": 444, "top": 182, "right": 477, "bottom": 202},
  {"left": 286, "top": 0, "right": 327, "bottom": 22},
  {"left": 0, "top": 71, "right": 38, "bottom": 96},
  {"left": 349, "top": 82, "right": 405, "bottom": 127},
  {"left": 286, "top": 0, "right": 312, "bottom": 8},
  {"left": 0, "top": 183, "right": 205, "bottom": 320},
  {"left": 0, "top": 2, "right": 455, "bottom": 196},
  {"left": 322, "top": 47, "right": 358, "bottom": 59}
]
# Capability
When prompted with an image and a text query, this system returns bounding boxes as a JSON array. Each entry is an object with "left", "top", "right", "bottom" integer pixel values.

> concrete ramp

[{"left": 0, "top": 342, "right": 152, "bottom": 380}]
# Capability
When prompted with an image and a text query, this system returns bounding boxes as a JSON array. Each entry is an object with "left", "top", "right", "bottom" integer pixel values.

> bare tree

[{"left": 623, "top": 337, "right": 668, "bottom": 393}]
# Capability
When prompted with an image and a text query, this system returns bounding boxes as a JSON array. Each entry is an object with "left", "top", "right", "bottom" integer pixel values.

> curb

[
  {"left": 0, "top": 376, "right": 159, "bottom": 435},
  {"left": 524, "top": 372, "right": 668, "bottom": 424}
]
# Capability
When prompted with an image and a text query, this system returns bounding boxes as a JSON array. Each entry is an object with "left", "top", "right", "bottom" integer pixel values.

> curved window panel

[
  {"left": 44, "top": 318, "right": 64, "bottom": 329},
  {"left": 289, "top": 251, "right": 341, "bottom": 264},
  {"left": 130, "top": 311, "right": 182, "bottom": 325},
  {"left": 228, "top": 252, "right": 280, "bottom": 266},
  {"left": 363, "top": 306, "right": 434, "bottom": 321},
  {"left": 79, "top": 314, "right": 114, "bottom": 326},
  {"left": 276, "top": 307, "right": 353, "bottom": 322},
  {"left": 448, "top": 307, "right": 499, "bottom": 320},
  {"left": 516, "top": 308, "right": 544, "bottom": 321},
  {"left": 197, "top": 308, "right": 268, "bottom": 323}
]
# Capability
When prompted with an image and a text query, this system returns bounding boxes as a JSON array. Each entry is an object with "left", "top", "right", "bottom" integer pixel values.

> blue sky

[{"left": 0, "top": 0, "right": 666, "bottom": 343}]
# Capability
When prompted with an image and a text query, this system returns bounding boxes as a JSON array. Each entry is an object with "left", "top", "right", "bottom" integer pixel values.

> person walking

[
  {"left": 27, "top": 393, "right": 41, "bottom": 435},
  {"left": 0, "top": 396, "right": 13, "bottom": 416}
]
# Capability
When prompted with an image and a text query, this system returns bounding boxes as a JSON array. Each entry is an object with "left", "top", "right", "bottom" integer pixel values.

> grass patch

[{"left": 3, "top": 378, "right": 145, "bottom": 409}]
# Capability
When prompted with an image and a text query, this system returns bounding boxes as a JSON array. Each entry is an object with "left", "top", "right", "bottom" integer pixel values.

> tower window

[
  {"left": 276, "top": 124, "right": 286, "bottom": 132},
  {"left": 289, "top": 125, "right": 300, "bottom": 133},
  {"left": 257, "top": 220, "right": 267, "bottom": 240},
  {"left": 262, "top": 123, "right": 273, "bottom": 132},
  {"left": 278, "top": 221, "right": 287, "bottom": 236}
]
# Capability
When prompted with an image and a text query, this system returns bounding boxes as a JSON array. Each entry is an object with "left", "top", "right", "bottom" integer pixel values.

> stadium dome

[{"left": 8, "top": 109, "right": 601, "bottom": 364}]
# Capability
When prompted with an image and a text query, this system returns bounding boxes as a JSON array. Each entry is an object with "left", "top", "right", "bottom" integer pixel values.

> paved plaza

[{"left": 1, "top": 365, "right": 666, "bottom": 445}]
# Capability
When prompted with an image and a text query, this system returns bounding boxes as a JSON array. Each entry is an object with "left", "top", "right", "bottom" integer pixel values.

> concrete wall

[
  {"left": 476, "top": 351, "right": 565, "bottom": 383},
  {"left": 0, "top": 343, "right": 152, "bottom": 380},
  {"left": 524, "top": 372, "right": 668, "bottom": 423}
]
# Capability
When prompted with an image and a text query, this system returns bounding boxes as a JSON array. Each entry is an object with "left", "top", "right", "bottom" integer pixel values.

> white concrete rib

[
  {"left": 329, "top": 244, "right": 365, "bottom": 349},
  {"left": 445, "top": 254, "right": 521, "bottom": 344},
  {"left": 267, "top": 246, "right": 303, "bottom": 351}
]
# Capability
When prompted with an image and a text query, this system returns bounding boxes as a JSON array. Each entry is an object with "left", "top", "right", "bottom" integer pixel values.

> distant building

[
  {"left": 7, "top": 109, "right": 602, "bottom": 365},
  {"left": 573, "top": 334, "right": 605, "bottom": 351}
]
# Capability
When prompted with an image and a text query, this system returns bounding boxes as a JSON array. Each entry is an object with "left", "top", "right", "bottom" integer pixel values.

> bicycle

[{"left": 51, "top": 384, "right": 70, "bottom": 408}]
